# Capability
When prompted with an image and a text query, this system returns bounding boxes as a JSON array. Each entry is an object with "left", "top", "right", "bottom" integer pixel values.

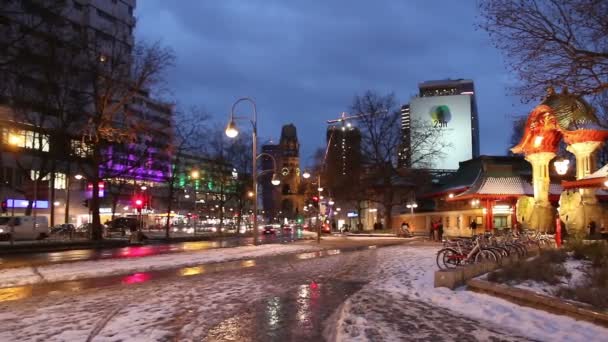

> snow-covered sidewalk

[
  {"left": 332, "top": 245, "right": 608, "bottom": 341},
  {"left": 0, "top": 243, "right": 322, "bottom": 288}
]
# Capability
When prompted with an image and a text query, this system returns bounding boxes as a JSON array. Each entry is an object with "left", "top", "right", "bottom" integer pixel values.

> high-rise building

[
  {"left": 0, "top": 1, "right": 178, "bottom": 225},
  {"left": 398, "top": 104, "right": 411, "bottom": 168},
  {"left": 261, "top": 124, "right": 304, "bottom": 220},
  {"left": 399, "top": 79, "right": 480, "bottom": 170},
  {"left": 325, "top": 124, "right": 362, "bottom": 193}
]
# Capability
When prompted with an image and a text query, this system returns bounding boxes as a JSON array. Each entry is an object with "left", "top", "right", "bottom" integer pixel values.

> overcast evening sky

[{"left": 135, "top": 0, "right": 530, "bottom": 165}]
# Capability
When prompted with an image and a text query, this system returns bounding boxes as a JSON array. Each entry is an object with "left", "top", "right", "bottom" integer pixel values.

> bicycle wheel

[
  {"left": 437, "top": 248, "right": 460, "bottom": 270},
  {"left": 475, "top": 249, "right": 498, "bottom": 264}
]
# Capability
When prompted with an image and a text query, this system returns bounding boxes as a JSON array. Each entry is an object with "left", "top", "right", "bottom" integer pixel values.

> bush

[
  {"left": 487, "top": 250, "right": 570, "bottom": 285},
  {"left": 567, "top": 241, "right": 608, "bottom": 267},
  {"left": 556, "top": 264, "right": 608, "bottom": 310}
]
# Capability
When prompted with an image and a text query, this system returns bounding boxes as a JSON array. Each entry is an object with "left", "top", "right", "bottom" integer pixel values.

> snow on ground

[
  {"left": 514, "top": 258, "right": 590, "bottom": 296},
  {"left": 332, "top": 245, "right": 608, "bottom": 342},
  {"left": 0, "top": 243, "right": 322, "bottom": 288}
]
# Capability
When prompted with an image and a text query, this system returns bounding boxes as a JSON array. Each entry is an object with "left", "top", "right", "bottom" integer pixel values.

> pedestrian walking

[{"left": 438, "top": 222, "right": 444, "bottom": 241}]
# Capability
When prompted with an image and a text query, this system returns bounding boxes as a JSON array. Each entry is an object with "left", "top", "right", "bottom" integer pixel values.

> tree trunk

[
  {"left": 50, "top": 166, "right": 56, "bottom": 227},
  {"left": 165, "top": 179, "right": 174, "bottom": 239},
  {"left": 384, "top": 204, "right": 394, "bottom": 234},
  {"left": 91, "top": 148, "right": 102, "bottom": 241}
]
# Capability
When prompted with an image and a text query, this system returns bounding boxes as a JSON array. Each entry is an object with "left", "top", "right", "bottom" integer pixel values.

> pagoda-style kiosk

[{"left": 512, "top": 88, "right": 608, "bottom": 233}]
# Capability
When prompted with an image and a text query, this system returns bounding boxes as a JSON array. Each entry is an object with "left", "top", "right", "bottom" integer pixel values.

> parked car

[
  {"left": 0, "top": 216, "right": 49, "bottom": 241},
  {"left": 107, "top": 217, "right": 140, "bottom": 234},
  {"left": 50, "top": 223, "right": 76, "bottom": 235},
  {"left": 263, "top": 225, "right": 276, "bottom": 235}
]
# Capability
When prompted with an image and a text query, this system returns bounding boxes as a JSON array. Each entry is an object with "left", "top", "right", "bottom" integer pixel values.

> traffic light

[
  {"left": 311, "top": 196, "right": 319, "bottom": 208},
  {"left": 83, "top": 199, "right": 89, "bottom": 208},
  {"left": 1, "top": 200, "right": 7, "bottom": 213},
  {"left": 133, "top": 196, "right": 144, "bottom": 212}
]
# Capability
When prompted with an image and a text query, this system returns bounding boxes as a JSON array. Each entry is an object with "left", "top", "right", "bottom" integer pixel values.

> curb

[{"left": 467, "top": 278, "right": 608, "bottom": 328}]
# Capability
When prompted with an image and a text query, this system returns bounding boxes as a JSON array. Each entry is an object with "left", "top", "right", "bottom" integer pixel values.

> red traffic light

[
  {"left": 133, "top": 197, "right": 144, "bottom": 208},
  {"left": 312, "top": 196, "right": 319, "bottom": 202}
]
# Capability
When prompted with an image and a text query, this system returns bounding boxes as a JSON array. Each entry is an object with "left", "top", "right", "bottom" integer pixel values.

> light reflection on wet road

[
  {"left": 0, "top": 246, "right": 375, "bottom": 303},
  {"left": 0, "top": 233, "right": 304, "bottom": 269}
]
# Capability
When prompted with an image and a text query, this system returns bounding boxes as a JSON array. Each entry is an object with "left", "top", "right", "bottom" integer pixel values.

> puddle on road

[
  {"left": 0, "top": 246, "right": 376, "bottom": 303},
  {"left": 203, "top": 280, "right": 365, "bottom": 342}
]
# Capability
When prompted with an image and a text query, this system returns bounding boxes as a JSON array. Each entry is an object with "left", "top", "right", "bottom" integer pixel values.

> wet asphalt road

[
  {"left": 0, "top": 233, "right": 304, "bottom": 269},
  {"left": 0, "top": 242, "right": 532, "bottom": 342}
]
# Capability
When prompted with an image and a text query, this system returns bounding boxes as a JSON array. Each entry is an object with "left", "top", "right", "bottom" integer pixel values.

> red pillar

[
  {"left": 486, "top": 199, "right": 493, "bottom": 232},
  {"left": 511, "top": 199, "right": 518, "bottom": 229}
]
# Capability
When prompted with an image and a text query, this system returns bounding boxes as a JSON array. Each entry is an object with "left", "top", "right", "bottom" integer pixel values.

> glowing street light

[
  {"left": 247, "top": 191, "right": 254, "bottom": 198},
  {"left": 184, "top": 194, "right": 190, "bottom": 199},
  {"left": 302, "top": 171, "right": 311, "bottom": 179},
  {"left": 140, "top": 185, "right": 147, "bottom": 191},
  {"left": 317, "top": 187, "right": 323, "bottom": 192},
  {"left": 225, "top": 119, "right": 239, "bottom": 138},
  {"left": 75, "top": 174, "right": 83, "bottom": 180},
  {"left": 271, "top": 174, "right": 281, "bottom": 186},
  {"left": 191, "top": 170, "right": 200, "bottom": 179},
  {"left": 328, "top": 199, "right": 335, "bottom": 206}
]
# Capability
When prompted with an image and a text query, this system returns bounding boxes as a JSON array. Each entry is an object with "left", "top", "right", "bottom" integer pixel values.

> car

[
  {"left": 263, "top": 225, "right": 276, "bottom": 235},
  {"left": 50, "top": 223, "right": 76, "bottom": 235},
  {"left": 282, "top": 224, "right": 293, "bottom": 232},
  {"left": 107, "top": 217, "right": 140, "bottom": 233}
]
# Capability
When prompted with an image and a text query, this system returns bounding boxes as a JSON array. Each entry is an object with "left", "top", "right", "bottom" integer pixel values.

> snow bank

[
  {"left": 0, "top": 244, "right": 321, "bottom": 288},
  {"left": 334, "top": 245, "right": 608, "bottom": 341}
]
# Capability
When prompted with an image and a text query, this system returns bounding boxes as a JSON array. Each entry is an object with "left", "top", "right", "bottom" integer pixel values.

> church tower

[{"left": 261, "top": 124, "right": 304, "bottom": 221}]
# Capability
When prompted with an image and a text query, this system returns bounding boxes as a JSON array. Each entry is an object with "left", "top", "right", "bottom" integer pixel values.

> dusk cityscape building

[
  {"left": 399, "top": 79, "right": 480, "bottom": 170},
  {"left": 261, "top": 124, "right": 304, "bottom": 220},
  {"left": 324, "top": 124, "right": 362, "bottom": 195}
]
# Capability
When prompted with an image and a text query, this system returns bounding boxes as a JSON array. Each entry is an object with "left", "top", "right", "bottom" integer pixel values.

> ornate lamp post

[{"left": 226, "top": 97, "right": 280, "bottom": 245}]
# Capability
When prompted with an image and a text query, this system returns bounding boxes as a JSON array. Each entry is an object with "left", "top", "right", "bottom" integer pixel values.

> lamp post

[
  {"left": 316, "top": 175, "right": 322, "bottom": 243},
  {"left": 406, "top": 203, "right": 418, "bottom": 219},
  {"left": 226, "top": 97, "right": 276, "bottom": 246}
]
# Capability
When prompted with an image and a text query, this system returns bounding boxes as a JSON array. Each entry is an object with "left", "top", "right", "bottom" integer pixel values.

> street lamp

[
  {"left": 328, "top": 199, "right": 334, "bottom": 206},
  {"left": 225, "top": 118, "right": 239, "bottom": 138},
  {"left": 226, "top": 97, "right": 283, "bottom": 246},
  {"left": 75, "top": 174, "right": 83, "bottom": 180},
  {"left": 406, "top": 203, "right": 418, "bottom": 218},
  {"left": 271, "top": 174, "right": 281, "bottom": 186},
  {"left": 140, "top": 185, "right": 147, "bottom": 191},
  {"left": 303, "top": 171, "right": 311, "bottom": 179},
  {"left": 191, "top": 170, "right": 200, "bottom": 179}
]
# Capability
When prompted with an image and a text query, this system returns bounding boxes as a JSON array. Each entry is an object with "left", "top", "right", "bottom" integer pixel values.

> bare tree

[
  {"left": 77, "top": 36, "right": 175, "bottom": 240},
  {"left": 162, "top": 108, "right": 208, "bottom": 238},
  {"left": 478, "top": 0, "right": 608, "bottom": 100},
  {"left": 349, "top": 90, "right": 448, "bottom": 232}
]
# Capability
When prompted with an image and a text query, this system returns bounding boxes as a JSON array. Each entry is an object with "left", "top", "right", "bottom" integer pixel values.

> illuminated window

[
  {"left": 2, "top": 129, "right": 49, "bottom": 151},
  {"left": 71, "top": 140, "right": 93, "bottom": 157}
]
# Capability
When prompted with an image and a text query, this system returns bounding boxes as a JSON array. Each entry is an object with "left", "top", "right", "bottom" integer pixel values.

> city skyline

[{"left": 135, "top": 1, "right": 530, "bottom": 165}]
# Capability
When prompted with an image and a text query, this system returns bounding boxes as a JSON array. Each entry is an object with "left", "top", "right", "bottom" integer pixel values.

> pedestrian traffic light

[
  {"left": 311, "top": 196, "right": 319, "bottom": 208},
  {"left": 133, "top": 196, "right": 144, "bottom": 212},
  {"left": 1, "top": 200, "right": 7, "bottom": 213}
]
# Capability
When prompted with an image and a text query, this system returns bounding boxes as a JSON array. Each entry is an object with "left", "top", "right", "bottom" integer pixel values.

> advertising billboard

[{"left": 410, "top": 95, "right": 473, "bottom": 170}]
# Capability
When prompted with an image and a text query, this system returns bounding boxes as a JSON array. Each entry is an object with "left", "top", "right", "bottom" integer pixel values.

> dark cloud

[{"left": 136, "top": 0, "right": 529, "bottom": 163}]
